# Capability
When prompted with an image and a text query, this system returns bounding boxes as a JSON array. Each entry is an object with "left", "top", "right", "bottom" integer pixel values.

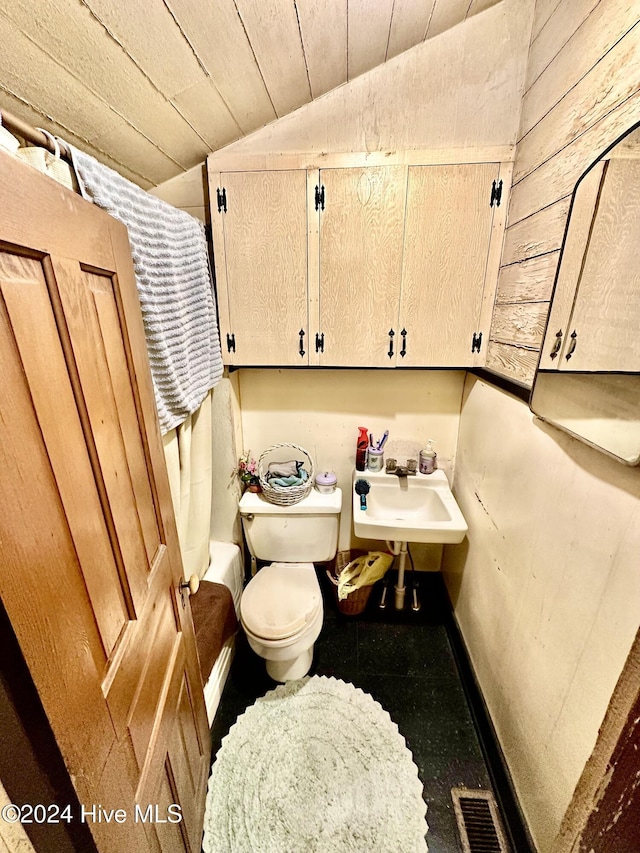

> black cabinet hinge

[
  {"left": 315, "top": 184, "right": 325, "bottom": 211},
  {"left": 226, "top": 332, "right": 235, "bottom": 353},
  {"left": 217, "top": 187, "right": 227, "bottom": 213},
  {"left": 315, "top": 332, "right": 324, "bottom": 352},
  {"left": 471, "top": 331, "right": 483, "bottom": 353},
  {"left": 489, "top": 179, "right": 503, "bottom": 208}
]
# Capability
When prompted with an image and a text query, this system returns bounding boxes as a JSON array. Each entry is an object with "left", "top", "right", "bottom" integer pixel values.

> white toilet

[{"left": 238, "top": 487, "right": 342, "bottom": 682}]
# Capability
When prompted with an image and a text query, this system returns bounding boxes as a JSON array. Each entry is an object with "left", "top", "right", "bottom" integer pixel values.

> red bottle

[{"left": 355, "top": 426, "right": 369, "bottom": 471}]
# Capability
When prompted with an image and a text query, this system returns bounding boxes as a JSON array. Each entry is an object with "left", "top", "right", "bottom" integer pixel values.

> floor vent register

[{"left": 451, "top": 788, "right": 510, "bottom": 853}]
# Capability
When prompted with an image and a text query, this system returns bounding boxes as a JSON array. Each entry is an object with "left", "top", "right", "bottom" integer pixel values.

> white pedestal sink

[{"left": 352, "top": 468, "right": 468, "bottom": 609}]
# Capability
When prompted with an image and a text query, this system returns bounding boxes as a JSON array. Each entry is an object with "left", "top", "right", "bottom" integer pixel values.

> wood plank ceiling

[{"left": 0, "top": 0, "right": 499, "bottom": 189}]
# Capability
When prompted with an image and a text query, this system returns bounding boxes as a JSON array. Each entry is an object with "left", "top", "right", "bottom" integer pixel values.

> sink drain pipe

[{"left": 386, "top": 540, "right": 408, "bottom": 610}]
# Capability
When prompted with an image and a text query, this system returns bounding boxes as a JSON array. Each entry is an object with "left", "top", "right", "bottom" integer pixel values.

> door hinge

[
  {"left": 471, "top": 331, "right": 483, "bottom": 353},
  {"left": 315, "top": 184, "right": 325, "bottom": 211},
  {"left": 217, "top": 187, "right": 227, "bottom": 213},
  {"left": 489, "top": 179, "right": 503, "bottom": 207},
  {"left": 315, "top": 332, "right": 324, "bottom": 352},
  {"left": 226, "top": 332, "right": 235, "bottom": 353}
]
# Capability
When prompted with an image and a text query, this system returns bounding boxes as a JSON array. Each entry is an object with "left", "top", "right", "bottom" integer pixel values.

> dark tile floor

[{"left": 210, "top": 569, "right": 515, "bottom": 853}]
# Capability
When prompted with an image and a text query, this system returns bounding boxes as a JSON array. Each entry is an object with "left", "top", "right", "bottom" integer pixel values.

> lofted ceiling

[{"left": 0, "top": 0, "right": 500, "bottom": 189}]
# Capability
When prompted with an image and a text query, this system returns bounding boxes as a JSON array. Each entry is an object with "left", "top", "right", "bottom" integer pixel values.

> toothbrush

[
  {"left": 377, "top": 430, "right": 389, "bottom": 451},
  {"left": 369, "top": 432, "right": 374, "bottom": 448}
]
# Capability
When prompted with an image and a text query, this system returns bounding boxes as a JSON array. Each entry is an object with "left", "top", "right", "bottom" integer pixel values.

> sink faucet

[{"left": 386, "top": 459, "right": 417, "bottom": 477}]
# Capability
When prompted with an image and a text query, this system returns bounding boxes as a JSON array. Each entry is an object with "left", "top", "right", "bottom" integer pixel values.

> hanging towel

[{"left": 68, "top": 143, "right": 223, "bottom": 433}]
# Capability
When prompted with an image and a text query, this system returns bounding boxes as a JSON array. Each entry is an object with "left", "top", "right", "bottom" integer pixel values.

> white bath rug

[{"left": 203, "top": 675, "right": 428, "bottom": 852}]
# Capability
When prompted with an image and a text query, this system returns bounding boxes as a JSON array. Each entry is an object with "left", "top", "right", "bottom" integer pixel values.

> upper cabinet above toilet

[{"left": 209, "top": 152, "right": 511, "bottom": 368}]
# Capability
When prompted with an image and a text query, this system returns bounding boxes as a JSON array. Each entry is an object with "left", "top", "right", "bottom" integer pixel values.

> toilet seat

[{"left": 241, "top": 562, "right": 321, "bottom": 641}]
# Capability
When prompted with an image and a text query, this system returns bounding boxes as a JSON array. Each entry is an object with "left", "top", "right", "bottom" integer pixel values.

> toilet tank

[{"left": 239, "top": 488, "right": 342, "bottom": 563}]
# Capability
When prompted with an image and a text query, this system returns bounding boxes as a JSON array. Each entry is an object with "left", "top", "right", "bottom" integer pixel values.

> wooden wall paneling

[
  {"left": 494, "top": 253, "right": 559, "bottom": 304},
  {"left": 485, "top": 340, "right": 540, "bottom": 384},
  {"left": 490, "top": 302, "right": 548, "bottom": 346},
  {"left": 399, "top": 163, "right": 499, "bottom": 367},
  {"left": 520, "top": 0, "right": 638, "bottom": 136},
  {"left": 150, "top": 163, "right": 207, "bottom": 222},
  {"left": 82, "top": 0, "right": 205, "bottom": 99},
  {"left": 171, "top": 78, "right": 243, "bottom": 155},
  {"left": 525, "top": 0, "right": 601, "bottom": 92},
  {"left": 508, "top": 91, "right": 640, "bottom": 226},
  {"left": 163, "top": 0, "right": 276, "bottom": 134},
  {"left": 347, "top": 0, "right": 395, "bottom": 80},
  {"left": 467, "top": 0, "right": 502, "bottom": 16},
  {"left": 318, "top": 165, "right": 406, "bottom": 366},
  {"left": 515, "top": 21, "right": 640, "bottom": 184},
  {"left": 426, "top": 0, "right": 470, "bottom": 39},
  {"left": 0, "top": 0, "right": 209, "bottom": 169},
  {"left": 296, "top": 0, "right": 347, "bottom": 98},
  {"left": 530, "top": 0, "right": 562, "bottom": 43},
  {"left": 501, "top": 198, "right": 571, "bottom": 265},
  {"left": 219, "top": 169, "right": 309, "bottom": 365},
  {"left": 307, "top": 169, "right": 321, "bottom": 367},
  {"left": 538, "top": 161, "right": 604, "bottom": 369},
  {"left": 387, "top": 0, "right": 436, "bottom": 60},
  {"left": 234, "top": 0, "right": 311, "bottom": 116}
]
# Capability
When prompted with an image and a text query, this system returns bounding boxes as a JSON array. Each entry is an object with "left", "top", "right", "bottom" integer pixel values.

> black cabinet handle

[
  {"left": 549, "top": 329, "right": 563, "bottom": 360},
  {"left": 400, "top": 328, "right": 407, "bottom": 358},
  {"left": 299, "top": 329, "right": 306, "bottom": 358},
  {"left": 565, "top": 330, "right": 577, "bottom": 361},
  {"left": 388, "top": 329, "right": 395, "bottom": 359}
]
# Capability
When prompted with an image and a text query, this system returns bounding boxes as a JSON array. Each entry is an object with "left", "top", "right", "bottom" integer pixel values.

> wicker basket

[
  {"left": 326, "top": 549, "right": 373, "bottom": 616},
  {"left": 258, "top": 443, "right": 314, "bottom": 506}
]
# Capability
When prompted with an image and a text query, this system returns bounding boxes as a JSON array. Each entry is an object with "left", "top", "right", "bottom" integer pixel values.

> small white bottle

[{"left": 419, "top": 439, "right": 437, "bottom": 475}]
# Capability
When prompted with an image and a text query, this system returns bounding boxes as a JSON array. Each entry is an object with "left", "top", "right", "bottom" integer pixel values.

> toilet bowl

[
  {"left": 239, "top": 486, "right": 342, "bottom": 681},
  {"left": 240, "top": 562, "right": 323, "bottom": 681}
]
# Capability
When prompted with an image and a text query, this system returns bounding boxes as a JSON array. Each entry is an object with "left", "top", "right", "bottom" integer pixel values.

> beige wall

[
  {"left": 236, "top": 368, "right": 465, "bottom": 561},
  {"left": 443, "top": 376, "right": 640, "bottom": 851}
]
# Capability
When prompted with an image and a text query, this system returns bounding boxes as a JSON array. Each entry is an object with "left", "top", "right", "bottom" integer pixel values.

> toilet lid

[{"left": 241, "top": 562, "right": 321, "bottom": 641}]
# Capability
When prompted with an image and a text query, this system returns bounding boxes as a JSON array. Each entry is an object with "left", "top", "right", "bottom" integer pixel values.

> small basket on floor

[
  {"left": 258, "top": 443, "right": 314, "bottom": 506},
  {"left": 326, "top": 549, "right": 373, "bottom": 616}
]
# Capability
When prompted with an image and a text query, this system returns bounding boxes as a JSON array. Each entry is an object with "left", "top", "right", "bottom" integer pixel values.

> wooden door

[
  {"left": 318, "top": 166, "right": 406, "bottom": 366},
  {"left": 398, "top": 163, "right": 498, "bottom": 366},
  {"left": 558, "top": 157, "right": 640, "bottom": 372},
  {"left": 0, "top": 154, "right": 209, "bottom": 852},
  {"left": 211, "top": 169, "right": 308, "bottom": 366}
]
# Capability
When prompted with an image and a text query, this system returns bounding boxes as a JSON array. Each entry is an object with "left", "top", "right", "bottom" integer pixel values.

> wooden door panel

[
  {"left": 0, "top": 153, "right": 209, "bottom": 853},
  {"left": 399, "top": 163, "right": 498, "bottom": 366},
  {"left": 0, "top": 251, "right": 129, "bottom": 659},
  {"left": 319, "top": 166, "right": 406, "bottom": 366},
  {"left": 221, "top": 169, "right": 308, "bottom": 365},
  {"left": 51, "top": 257, "right": 155, "bottom": 610}
]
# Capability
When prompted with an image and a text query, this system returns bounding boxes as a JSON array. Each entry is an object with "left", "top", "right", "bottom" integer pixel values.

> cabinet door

[
  {"left": 318, "top": 166, "right": 406, "bottom": 366},
  {"left": 559, "top": 158, "right": 640, "bottom": 371},
  {"left": 398, "top": 163, "right": 498, "bottom": 366},
  {"left": 212, "top": 170, "right": 308, "bottom": 365}
]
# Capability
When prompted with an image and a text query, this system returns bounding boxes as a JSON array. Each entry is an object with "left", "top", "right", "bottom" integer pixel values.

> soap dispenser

[
  {"left": 419, "top": 440, "right": 437, "bottom": 475},
  {"left": 355, "top": 426, "right": 369, "bottom": 471}
]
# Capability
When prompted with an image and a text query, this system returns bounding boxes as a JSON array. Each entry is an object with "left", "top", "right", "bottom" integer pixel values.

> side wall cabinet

[{"left": 209, "top": 155, "right": 509, "bottom": 369}]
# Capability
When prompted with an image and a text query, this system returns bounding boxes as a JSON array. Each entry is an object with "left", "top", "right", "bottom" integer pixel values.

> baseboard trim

[{"left": 443, "top": 596, "right": 537, "bottom": 853}]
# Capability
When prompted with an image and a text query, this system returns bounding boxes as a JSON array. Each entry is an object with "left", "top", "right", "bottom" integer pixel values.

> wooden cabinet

[
  {"left": 540, "top": 157, "right": 640, "bottom": 372},
  {"left": 398, "top": 163, "right": 500, "bottom": 366},
  {"left": 318, "top": 166, "right": 406, "bottom": 366},
  {"left": 211, "top": 169, "right": 308, "bottom": 365},
  {"left": 209, "top": 155, "right": 507, "bottom": 368}
]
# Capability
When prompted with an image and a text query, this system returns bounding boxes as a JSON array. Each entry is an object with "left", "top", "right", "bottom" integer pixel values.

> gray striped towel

[{"left": 68, "top": 144, "right": 223, "bottom": 433}]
